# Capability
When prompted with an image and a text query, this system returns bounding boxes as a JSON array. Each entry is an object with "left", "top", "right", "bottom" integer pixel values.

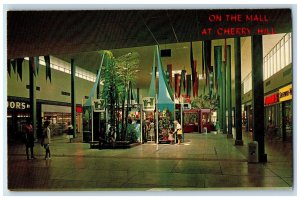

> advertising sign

[
  {"left": 142, "top": 97, "right": 155, "bottom": 111},
  {"left": 93, "top": 99, "right": 105, "bottom": 112},
  {"left": 279, "top": 84, "right": 292, "bottom": 102}
]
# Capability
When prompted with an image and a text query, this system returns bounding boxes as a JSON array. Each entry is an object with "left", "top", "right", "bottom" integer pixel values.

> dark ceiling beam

[
  {"left": 166, "top": 11, "right": 179, "bottom": 43},
  {"left": 138, "top": 12, "right": 159, "bottom": 46}
]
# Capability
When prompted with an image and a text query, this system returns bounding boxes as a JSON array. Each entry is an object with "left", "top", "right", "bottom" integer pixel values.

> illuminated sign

[
  {"left": 7, "top": 101, "right": 30, "bottom": 110},
  {"left": 279, "top": 84, "right": 292, "bottom": 102},
  {"left": 76, "top": 106, "right": 83, "bottom": 113},
  {"left": 142, "top": 97, "right": 155, "bottom": 111},
  {"left": 264, "top": 93, "right": 278, "bottom": 105}
]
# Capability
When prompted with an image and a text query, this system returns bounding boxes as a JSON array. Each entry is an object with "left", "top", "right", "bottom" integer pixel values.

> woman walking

[{"left": 42, "top": 121, "right": 51, "bottom": 160}]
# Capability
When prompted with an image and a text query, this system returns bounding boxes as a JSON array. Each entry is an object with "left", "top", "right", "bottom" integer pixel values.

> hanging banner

[
  {"left": 279, "top": 84, "right": 292, "bottom": 102},
  {"left": 186, "top": 74, "right": 192, "bottom": 97},
  {"left": 167, "top": 64, "right": 172, "bottom": 89},
  {"left": 148, "top": 48, "right": 156, "bottom": 97},
  {"left": 174, "top": 73, "right": 180, "bottom": 97},
  {"left": 142, "top": 97, "right": 155, "bottom": 111}
]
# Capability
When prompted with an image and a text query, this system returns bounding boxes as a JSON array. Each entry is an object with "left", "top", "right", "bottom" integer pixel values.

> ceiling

[{"left": 7, "top": 9, "right": 292, "bottom": 88}]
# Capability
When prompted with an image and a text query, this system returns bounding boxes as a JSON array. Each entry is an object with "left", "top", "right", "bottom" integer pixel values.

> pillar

[
  {"left": 29, "top": 58, "right": 37, "bottom": 139},
  {"left": 251, "top": 35, "right": 267, "bottom": 162},
  {"left": 71, "top": 59, "right": 77, "bottom": 138},
  {"left": 234, "top": 37, "right": 244, "bottom": 145},
  {"left": 226, "top": 45, "right": 233, "bottom": 138},
  {"left": 222, "top": 61, "right": 227, "bottom": 134},
  {"left": 214, "top": 46, "right": 223, "bottom": 130}
]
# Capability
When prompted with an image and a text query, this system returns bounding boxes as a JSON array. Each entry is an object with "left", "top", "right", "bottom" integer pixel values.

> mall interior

[{"left": 5, "top": 9, "right": 294, "bottom": 193}]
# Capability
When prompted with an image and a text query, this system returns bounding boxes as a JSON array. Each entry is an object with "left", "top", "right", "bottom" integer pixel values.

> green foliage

[
  {"left": 191, "top": 94, "right": 218, "bottom": 110},
  {"left": 100, "top": 50, "right": 140, "bottom": 142}
]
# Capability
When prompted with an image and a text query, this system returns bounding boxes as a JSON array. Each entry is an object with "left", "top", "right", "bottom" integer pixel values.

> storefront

[
  {"left": 42, "top": 104, "right": 82, "bottom": 136},
  {"left": 243, "top": 104, "right": 253, "bottom": 132},
  {"left": 263, "top": 84, "right": 293, "bottom": 142},
  {"left": 7, "top": 98, "right": 32, "bottom": 144},
  {"left": 7, "top": 97, "right": 83, "bottom": 143},
  {"left": 264, "top": 92, "right": 281, "bottom": 138},
  {"left": 279, "top": 84, "right": 293, "bottom": 142}
]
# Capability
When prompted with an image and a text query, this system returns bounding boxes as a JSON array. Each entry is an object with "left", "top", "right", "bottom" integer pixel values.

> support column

[
  {"left": 246, "top": 105, "right": 250, "bottom": 132},
  {"left": 234, "top": 37, "right": 244, "bottom": 145},
  {"left": 137, "top": 88, "right": 140, "bottom": 104},
  {"left": 94, "top": 70, "right": 101, "bottom": 142},
  {"left": 222, "top": 61, "right": 227, "bottom": 134},
  {"left": 226, "top": 45, "right": 233, "bottom": 138},
  {"left": 71, "top": 59, "right": 77, "bottom": 138},
  {"left": 251, "top": 35, "right": 267, "bottom": 162},
  {"left": 214, "top": 46, "right": 223, "bottom": 130},
  {"left": 29, "top": 58, "right": 37, "bottom": 139}
]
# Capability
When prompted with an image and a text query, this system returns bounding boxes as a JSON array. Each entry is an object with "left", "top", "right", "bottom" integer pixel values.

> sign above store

[
  {"left": 264, "top": 93, "right": 279, "bottom": 105},
  {"left": 279, "top": 84, "right": 292, "bottom": 102},
  {"left": 7, "top": 101, "right": 30, "bottom": 110}
]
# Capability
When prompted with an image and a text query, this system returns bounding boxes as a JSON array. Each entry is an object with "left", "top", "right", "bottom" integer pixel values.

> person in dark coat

[{"left": 24, "top": 120, "right": 36, "bottom": 160}]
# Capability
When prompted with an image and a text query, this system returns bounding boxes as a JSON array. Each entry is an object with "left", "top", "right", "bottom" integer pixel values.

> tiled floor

[{"left": 5, "top": 130, "right": 294, "bottom": 193}]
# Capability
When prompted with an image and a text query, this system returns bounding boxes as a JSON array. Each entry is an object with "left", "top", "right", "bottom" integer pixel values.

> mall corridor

[{"left": 6, "top": 131, "right": 293, "bottom": 192}]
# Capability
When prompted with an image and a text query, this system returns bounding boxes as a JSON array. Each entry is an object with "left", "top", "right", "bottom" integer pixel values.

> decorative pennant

[
  {"left": 11, "top": 59, "right": 17, "bottom": 73},
  {"left": 190, "top": 41, "right": 195, "bottom": 84},
  {"left": 44, "top": 55, "right": 51, "bottom": 82},
  {"left": 174, "top": 74, "right": 179, "bottom": 98},
  {"left": 7, "top": 59, "right": 11, "bottom": 77},
  {"left": 186, "top": 74, "right": 192, "bottom": 97},
  {"left": 156, "top": 45, "right": 174, "bottom": 102},
  {"left": 84, "top": 53, "right": 105, "bottom": 107},
  {"left": 205, "top": 40, "right": 212, "bottom": 87},
  {"left": 193, "top": 61, "right": 197, "bottom": 97},
  {"left": 148, "top": 48, "right": 156, "bottom": 97},
  {"left": 180, "top": 70, "right": 186, "bottom": 92},
  {"left": 17, "top": 58, "right": 24, "bottom": 81},
  {"left": 167, "top": 64, "right": 172, "bottom": 89},
  {"left": 202, "top": 41, "right": 205, "bottom": 78}
]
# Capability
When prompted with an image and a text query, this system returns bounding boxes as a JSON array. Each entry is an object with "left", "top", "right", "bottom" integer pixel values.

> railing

[{"left": 242, "top": 32, "right": 292, "bottom": 94}]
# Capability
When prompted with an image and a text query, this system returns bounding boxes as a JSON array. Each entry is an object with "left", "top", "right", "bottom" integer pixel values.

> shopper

[
  {"left": 24, "top": 120, "right": 36, "bottom": 160},
  {"left": 267, "top": 120, "right": 276, "bottom": 142},
  {"left": 149, "top": 121, "right": 155, "bottom": 141},
  {"left": 67, "top": 122, "right": 73, "bottom": 143},
  {"left": 174, "top": 120, "right": 183, "bottom": 144},
  {"left": 168, "top": 129, "right": 175, "bottom": 144},
  {"left": 42, "top": 121, "right": 51, "bottom": 160}
]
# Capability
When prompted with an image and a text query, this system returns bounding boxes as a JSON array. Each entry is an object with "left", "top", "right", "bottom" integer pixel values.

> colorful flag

[
  {"left": 180, "top": 70, "right": 186, "bottom": 91},
  {"left": 7, "top": 59, "right": 11, "bottom": 77},
  {"left": 190, "top": 42, "right": 195, "bottom": 84},
  {"left": 11, "top": 59, "right": 17, "bottom": 73},
  {"left": 167, "top": 64, "right": 172, "bottom": 89},
  {"left": 17, "top": 58, "right": 24, "bottom": 81},
  {"left": 186, "top": 74, "right": 191, "bottom": 97}
]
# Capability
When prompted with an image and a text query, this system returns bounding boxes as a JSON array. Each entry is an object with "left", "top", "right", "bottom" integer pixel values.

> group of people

[
  {"left": 168, "top": 120, "right": 183, "bottom": 144},
  {"left": 23, "top": 119, "right": 51, "bottom": 160},
  {"left": 143, "top": 119, "right": 183, "bottom": 144}
]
